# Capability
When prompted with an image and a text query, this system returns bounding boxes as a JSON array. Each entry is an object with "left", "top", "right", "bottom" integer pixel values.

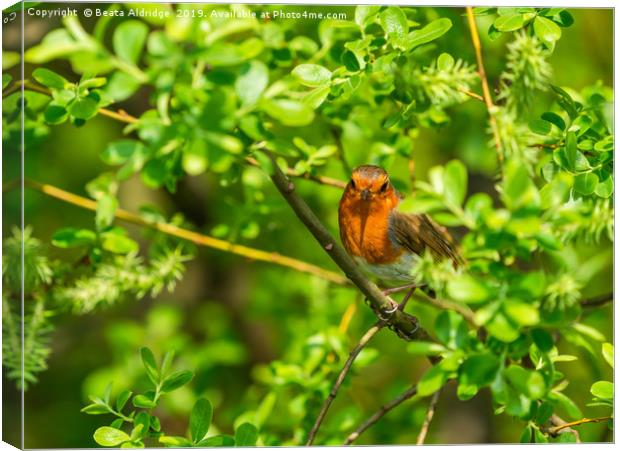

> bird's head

[{"left": 347, "top": 165, "right": 395, "bottom": 202}]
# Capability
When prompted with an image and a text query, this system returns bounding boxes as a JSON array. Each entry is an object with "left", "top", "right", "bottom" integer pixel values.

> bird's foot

[
  {"left": 382, "top": 283, "right": 422, "bottom": 296},
  {"left": 376, "top": 299, "right": 400, "bottom": 321}
]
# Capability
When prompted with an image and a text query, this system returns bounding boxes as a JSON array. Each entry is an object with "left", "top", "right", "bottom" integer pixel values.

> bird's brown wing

[{"left": 388, "top": 211, "right": 463, "bottom": 266}]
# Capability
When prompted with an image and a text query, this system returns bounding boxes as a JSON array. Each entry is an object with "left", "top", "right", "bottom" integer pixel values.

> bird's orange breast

[{"left": 338, "top": 191, "right": 403, "bottom": 265}]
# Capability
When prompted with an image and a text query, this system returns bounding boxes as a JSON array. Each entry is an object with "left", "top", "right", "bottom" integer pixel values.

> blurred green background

[{"left": 2, "top": 3, "right": 613, "bottom": 447}]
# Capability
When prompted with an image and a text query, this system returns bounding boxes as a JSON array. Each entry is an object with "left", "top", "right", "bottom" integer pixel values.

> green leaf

[
  {"left": 303, "top": 86, "right": 331, "bottom": 109},
  {"left": 132, "top": 394, "right": 157, "bottom": 409},
  {"left": 292, "top": 64, "right": 332, "bottom": 87},
  {"left": 190, "top": 398, "right": 213, "bottom": 443},
  {"left": 502, "top": 160, "right": 540, "bottom": 211},
  {"left": 197, "top": 435, "right": 235, "bottom": 447},
  {"left": 458, "top": 352, "right": 500, "bottom": 399},
  {"left": 52, "top": 228, "right": 96, "bottom": 248},
  {"left": 355, "top": 5, "right": 381, "bottom": 28},
  {"left": 595, "top": 175, "right": 613, "bottom": 198},
  {"left": 504, "top": 365, "right": 546, "bottom": 400},
  {"left": 113, "top": 20, "right": 148, "bottom": 64},
  {"left": 494, "top": 14, "right": 526, "bottom": 32},
  {"left": 504, "top": 300, "right": 540, "bottom": 327},
  {"left": 116, "top": 390, "right": 133, "bottom": 412},
  {"left": 236, "top": 61, "right": 269, "bottom": 107},
  {"left": 602, "top": 343, "right": 614, "bottom": 369},
  {"left": 528, "top": 119, "right": 552, "bottom": 135},
  {"left": 2, "top": 73, "right": 13, "bottom": 90},
  {"left": 235, "top": 422, "right": 258, "bottom": 446},
  {"left": 534, "top": 16, "right": 562, "bottom": 46},
  {"left": 380, "top": 7, "right": 408, "bottom": 48},
  {"left": 101, "top": 232, "right": 139, "bottom": 254},
  {"left": 140, "top": 347, "right": 159, "bottom": 384},
  {"left": 549, "top": 391, "right": 582, "bottom": 420},
  {"left": 32, "top": 68, "right": 69, "bottom": 89},
  {"left": 417, "top": 364, "right": 448, "bottom": 396},
  {"left": 573, "top": 173, "right": 598, "bottom": 195},
  {"left": 407, "top": 18, "right": 452, "bottom": 50},
  {"left": 44, "top": 104, "right": 69, "bottom": 124},
  {"left": 68, "top": 92, "right": 100, "bottom": 120},
  {"left": 96, "top": 194, "right": 118, "bottom": 231},
  {"left": 101, "top": 140, "right": 145, "bottom": 166},
  {"left": 590, "top": 381, "right": 613, "bottom": 400},
  {"left": 104, "top": 72, "right": 141, "bottom": 102},
  {"left": 159, "top": 435, "right": 192, "bottom": 447},
  {"left": 94, "top": 427, "right": 130, "bottom": 447},
  {"left": 261, "top": 99, "right": 315, "bottom": 127},
  {"left": 435, "top": 310, "right": 468, "bottom": 349},
  {"left": 541, "top": 112, "right": 566, "bottom": 130},
  {"left": 407, "top": 342, "right": 447, "bottom": 356},
  {"left": 161, "top": 370, "right": 194, "bottom": 392},
  {"left": 443, "top": 160, "right": 467, "bottom": 206},
  {"left": 531, "top": 329, "right": 553, "bottom": 352},
  {"left": 447, "top": 274, "right": 490, "bottom": 304},
  {"left": 341, "top": 50, "right": 361, "bottom": 72},
  {"left": 81, "top": 403, "right": 112, "bottom": 415}
]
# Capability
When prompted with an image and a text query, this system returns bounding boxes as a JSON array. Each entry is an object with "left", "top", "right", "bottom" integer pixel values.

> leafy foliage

[
  {"left": 1, "top": 3, "right": 613, "bottom": 446},
  {"left": 82, "top": 347, "right": 259, "bottom": 447}
]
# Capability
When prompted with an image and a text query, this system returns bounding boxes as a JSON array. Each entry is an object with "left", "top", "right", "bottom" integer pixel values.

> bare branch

[
  {"left": 465, "top": 7, "right": 503, "bottom": 161},
  {"left": 245, "top": 157, "right": 346, "bottom": 189},
  {"left": 306, "top": 321, "right": 385, "bottom": 446},
  {"left": 581, "top": 293, "right": 613, "bottom": 308},
  {"left": 548, "top": 416, "right": 611, "bottom": 436},
  {"left": 416, "top": 389, "right": 441, "bottom": 445},
  {"left": 4, "top": 178, "right": 349, "bottom": 285},
  {"left": 344, "top": 384, "right": 419, "bottom": 445}
]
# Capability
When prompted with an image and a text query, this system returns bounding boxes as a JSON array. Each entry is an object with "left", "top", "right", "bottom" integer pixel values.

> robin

[{"left": 338, "top": 165, "right": 462, "bottom": 313}]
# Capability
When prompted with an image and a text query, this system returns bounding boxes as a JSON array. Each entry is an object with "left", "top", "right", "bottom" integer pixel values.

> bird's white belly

[{"left": 353, "top": 252, "right": 419, "bottom": 285}]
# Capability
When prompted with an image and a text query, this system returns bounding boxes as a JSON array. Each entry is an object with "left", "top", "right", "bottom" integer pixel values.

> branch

[
  {"left": 245, "top": 157, "right": 346, "bottom": 189},
  {"left": 465, "top": 7, "right": 503, "bottom": 161},
  {"left": 344, "top": 384, "right": 419, "bottom": 445},
  {"left": 581, "top": 293, "right": 613, "bottom": 308},
  {"left": 266, "top": 151, "right": 432, "bottom": 341},
  {"left": 4, "top": 178, "right": 348, "bottom": 285},
  {"left": 306, "top": 321, "right": 385, "bottom": 446},
  {"left": 549, "top": 416, "right": 612, "bottom": 435},
  {"left": 416, "top": 388, "right": 441, "bottom": 445},
  {"left": 458, "top": 87, "right": 485, "bottom": 102}
]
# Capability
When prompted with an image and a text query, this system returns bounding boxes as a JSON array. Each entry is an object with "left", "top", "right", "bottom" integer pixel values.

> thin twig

[
  {"left": 344, "top": 384, "right": 419, "bottom": 445},
  {"left": 548, "top": 416, "right": 612, "bottom": 435},
  {"left": 465, "top": 7, "right": 503, "bottom": 161},
  {"left": 458, "top": 87, "right": 485, "bottom": 102},
  {"left": 581, "top": 293, "right": 613, "bottom": 308},
  {"left": 416, "top": 389, "right": 441, "bottom": 445},
  {"left": 4, "top": 178, "right": 348, "bottom": 285},
  {"left": 245, "top": 157, "right": 346, "bottom": 189},
  {"left": 306, "top": 321, "right": 385, "bottom": 446},
  {"left": 266, "top": 150, "right": 433, "bottom": 341}
]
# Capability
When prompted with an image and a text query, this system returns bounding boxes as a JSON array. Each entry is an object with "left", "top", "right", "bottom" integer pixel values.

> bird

[{"left": 338, "top": 165, "right": 462, "bottom": 305}]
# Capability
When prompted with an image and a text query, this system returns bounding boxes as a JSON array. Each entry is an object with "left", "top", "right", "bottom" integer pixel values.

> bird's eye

[
  {"left": 380, "top": 180, "right": 389, "bottom": 193},
  {"left": 350, "top": 179, "right": 356, "bottom": 189}
]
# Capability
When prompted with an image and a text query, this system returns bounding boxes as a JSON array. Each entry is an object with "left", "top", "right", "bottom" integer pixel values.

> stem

[
  {"left": 581, "top": 293, "right": 613, "bottom": 308},
  {"left": 245, "top": 157, "right": 346, "bottom": 189},
  {"left": 548, "top": 416, "right": 612, "bottom": 435},
  {"left": 266, "top": 151, "right": 431, "bottom": 341},
  {"left": 306, "top": 321, "right": 385, "bottom": 446},
  {"left": 416, "top": 389, "right": 441, "bottom": 445},
  {"left": 465, "top": 7, "right": 503, "bottom": 162},
  {"left": 344, "top": 384, "right": 419, "bottom": 445},
  {"left": 5, "top": 178, "right": 348, "bottom": 285}
]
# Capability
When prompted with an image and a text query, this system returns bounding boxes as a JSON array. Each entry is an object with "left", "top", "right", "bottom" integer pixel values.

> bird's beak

[{"left": 360, "top": 189, "right": 371, "bottom": 201}]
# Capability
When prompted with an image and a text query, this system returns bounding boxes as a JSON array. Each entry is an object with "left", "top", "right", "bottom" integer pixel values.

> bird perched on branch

[{"left": 338, "top": 165, "right": 462, "bottom": 291}]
